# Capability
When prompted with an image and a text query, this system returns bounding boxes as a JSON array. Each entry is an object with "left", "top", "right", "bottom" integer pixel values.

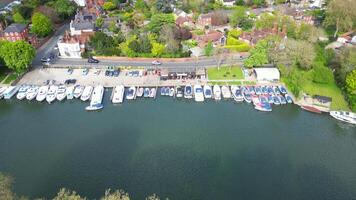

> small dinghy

[
  {"left": 176, "top": 86, "right": 183, "bottom": 98},
  {"left": 285, "top": 94, "right": 293, "bottom": 104}
]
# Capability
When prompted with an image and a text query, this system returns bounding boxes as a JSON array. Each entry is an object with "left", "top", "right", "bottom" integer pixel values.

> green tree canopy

[
  {"left": 53, "top": 0, "right": 77, "bottom": 19},
  {"left": 148, "top": 13, "right": 175, "bottom": 33},
  {"left": 204, "top": 41, "right": 214, "bottom": 56},
  {"left": 0, "top": 40, "right": 35, "bottom": 73},
  {"left": 12, "top": 12, "right": 27, "bottom": 24},
  {"left": 102, "top": 2, "right": 116, "bottom": 11},
  {"left": 345, "top": 70, "right": 356, "bottom": 95},
  {"left": 31, "top": 12, "right": 53, "bottom": 37},
  {"left": 244, "top": 39, "right": 269, "bottom": 68},
  {"left": 155, "top": 0, "right": 173, "bottom": 13}
]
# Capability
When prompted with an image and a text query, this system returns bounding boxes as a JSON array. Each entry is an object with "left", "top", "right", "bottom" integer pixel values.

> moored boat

[
  {"left": 231, "top": 85, "right": 243, "bottom": 102},
  {"left": 0, "top": 86, "right": 8, "bottom": 99},
  {"left": 261, "top": 86, "right": 268, "bottom": 95},
  {"left": 329, "top": 111, "right": 356, "bottom": 125},
  {"left": 144, "top": 88, "right": 150, "bottom": 98},
  {"left": 194, "top": 85, "right": 204, "bottom": 102},
  {"left": 213, "top": 85, "right": 221, "bottom": 100},
  {"left": 149, "top": 88, "right": 157, "bottom": 98},
  {"left": 267, "top": 86, "right": 274, "bottom": 96},
  {"left": 279, "top": 95, "right": 287, "bottom": 105},
  {"left": 279, "top": 85, "right": 287, "bottom": 94},
  {"left": 3, "top": 86, "right": 19, "bottom": 100},
  {"left": 272, "top": 95, "right": 280, "bottom": 105},
  {"left": 254, "top": 103, "right": 272, "bottom": 112},
  {"left": 301, "top": 105, "right": 322, "bottom": 114},
  {"left": 36, "top": 86, "right": 48, "bottom": 102},
  {"left": 221, "top": 85, "right": 231, "bottom": 99},
  {"left": 285, "top": 94, "right": 293, "bottom": 104},
  {"left": 56, "top": 85, "right": 67, "bottom": 101},
  {"left": 255, "top": 86, "right": 262, "bottom": 95},
  {"left": 126, "top": 86, "right": 136, "bottom": 100},
  {"left": 169, "top": 87, "right": 175, "bottom": 97},
  {"left": 112, "top": 85, "right": 125, "bottom": 104},
  {"left": 46, "top": 85, "right": 58, "bottom": 104},
  {"left": 86, "top": 85, "right": 104, "bottom": 111},
  {"left": 273, "top": 86, "right": 280, "bottom": 95},
  {"left": 26, "top": 86, "right": 38, "bottom": 101},
  {"left": 16, "top": 85, "right": 30, "bottom": 100},
  {"left": 184, "top": 85, "right": 193, "bottom": 99},
  {"left": 136, "top": 87, "right": 144, "bottom": 97},
  {"left": 73, "top": 85, "right": 84, "bottom": 99},
  {"left": 66, "top": 86, "right": 75, "bottom": 100},
  {"left": 203, "top": 85, "right": 212, "bottom": 99},
  {"left": 176, "top": 86, "right": 183, "bottom": 98},
  {"left": 80, "top": 86, "right": 93, "bottom": 101},
  {"left": 243, "top": 89, "right": 252, "bottom": 103}
]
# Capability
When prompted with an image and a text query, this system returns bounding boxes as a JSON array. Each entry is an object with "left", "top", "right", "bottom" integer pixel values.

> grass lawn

[
  {"left": 3, "top": 73, "right": 18, "bottom": 84},
  {"left": 207, "top": 66, "right": 244, "bottom": 80},
  {"left": 208, "top": 81, "right": 256, "bottom": 86}
]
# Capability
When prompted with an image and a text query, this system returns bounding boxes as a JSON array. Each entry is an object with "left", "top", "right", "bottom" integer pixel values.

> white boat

[
  {"left": 176, "top": 86, "right": 183, "bottom": 98},
  {"left": 136, "top": 87, "right": 144, "bottom": 97},
  {"left": 36, "top": 86, "right": 48, "bottom": 102},
  {"left": 86, "top": 85, "right": 104, "bottom": 111},
  {"left": 330, "top": 111, "right": 356, "bottom": 125},
  {"left": 231, "top": 85, "right": 244, "bottom": 102},
  {"left": 194, "top": 85, "right": 204, "bottom": 102},
  {"left": 81, "top": 86, "right": 93, "bottom": 101},
  {"left": 112, "top": 85, "right": 125, "bottom": 104},
  {"left": 126, "top": 86, "right": 136, "bottom": 100},
  {"left": 73, "top": 85, "right": 84, "bottom": 98},
  {"left": 66, "top": 86, "right": 75, "bottom": 100},
  {"left": 46, "top": 85, "right": 58, "bottom": 104},
  {"left": 3, "top": 86, "right": 19, "bottom": 100},
  {"left": 184, "top": 85, "right": 193, "bottom": 99},
  {"left": 56, "top": 85, "right": 67, "bottom": 101},
  {"left": 213, "top": 85, "right": 221, "bottom": 100},
  {"left": 149, "top": 88, "right": 157, "bottom": 98},
  {"left": 221, "top": 85, "right": 232, "bottom": 99},
  {"left": 16, "top": 85, "right": 30, "bottom": 100},
  {"left": 26, "top": 86, "right": 39, "bottom": 101},
  {"left": 169, "top": 87, "right": 175, "bottom": 97},
  {"left": 203, "top": 85, "right": 212, "bottom": 99},
  {"left": 0, "top": 86, "right": 8, "bottom": 99}
]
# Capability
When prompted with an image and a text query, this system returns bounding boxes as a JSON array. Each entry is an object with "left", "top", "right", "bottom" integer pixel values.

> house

[
  {"left": 192, "top": 30, "right": 225, "bottom": 47},
  {"left": 337, "top": 31, "right": 355, "bottom": 44},
  {"left": 220, "top": 0, "right": 235, "bottom": 7},
  {"left": 57, "top": 31, "right": 85, "bottom": 58},
  {"left": 175, "top": 16, "right": 194, "bottom": 28},
  {"left": 239, "top": 23, "right": 286, "bottom": 45},
  {"left": 73, "top": 0, "right": 104, "bottom": 7},
  {"left": 69, "top": 9, "right": 96, "bottom": 40},
  {"left": 197, "top": 13, "right": 213, "bottom": 27},
  {"left": 173, "top": 8, "right": 187, "bottom": 18},
  {"left": 0, "top": 23, "right": 38, "bottom": 46}
]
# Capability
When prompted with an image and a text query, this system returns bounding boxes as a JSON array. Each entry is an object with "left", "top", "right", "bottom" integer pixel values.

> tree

[
  {"left": 244, "top": 39, "right": 269, "bottom": 68},
  {"left": 155, "top": 0, "right": 173, "bottom": 13},
  {"left": 151, "top": 42, "right": 165, "bottom": 57},
  {"left": 297, "top": 23, "right": 326, "bottom": 43},
  {"left": 102, "top": 2, "right": 116, "bottom": 11},
  {"left": 12, "top": 12, "right": 26, "bottom": 24},
  {"left": 0, "top": 41, "right": 35, "bottom": 73},
  {"left": 230, "top": 6, "right": 247, "bottom": 27},
  {"left": 53, "top": 0, "right": 77, "bottom": 19},
  {"left": 255, "top": 13, "right": 276, "bottom": 29},
  {"left": 148, "top": 13, "right": 175, "bottom": 33},
  {"left": 96, "top": 17, "right": 104, "bottom": 28},
  {"left": 134, "top": 0, "right": 147, "bottom": 11},
  {"left": 31, "top": 12, "right": 53, "bottom": 37},
  {"left": 312, "top": 62, "right": 334, "bottom": 84},
  {"left": 345, "top": 70, "right": 356, "bottom": 111},
  {"left": 324, "top": 0, "right": 356, "bottom": 38},
  {"left": 235, "top": 0, "right": 245, "bottom": 6},
  {"left": 53, "top": 188, "right": 86, "bottom": 200},
  {"left": 204, "top": 41, "right": 214, "bottom": 56},
  {"left": 138, "top": 35, "right": 152, "bottom": 53},
  {"left": 101, "top": 189, "right": 130, "bottom": 200},
  {"left": 211, "top": 10, "right": 228, "bottom": 26},
  {"left": 252, "top": 0, "right": 265, "bottom": 7},
  {"left": 336, "top": 48, "right": 356, "bottom": 84}
]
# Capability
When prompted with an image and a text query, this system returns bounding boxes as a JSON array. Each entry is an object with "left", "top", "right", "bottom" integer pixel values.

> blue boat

[
  {"left": 249, "top": 86, "right": 255, "bottom": 94},
  {"left": 259, "top": 95, "right": 269, "bottom": 105},
  {"left": 279, "top": 95, "right": 287, "bottom": 104},
  {"left": 144, "top": 88, "right": 150, "bottom": 98},
  {"left": 267, "top": 95, "right": 274, "bottom": 104},
  {"left": 274, "top": 86, "right": 280, "bottom": 94},
  {"left": 279, "top": 86, "right": 287, "bottom": 94},
  {"left": 285, "top": 94, "right": 293, "bottom": 103},
  {"left": 243, "top": 91, "right": 252, "bottom": 103},
  {"left": 267, "top": 86, "right": 274, "bottom": 95},
  {"left": 255, "top": 86, "right": 262, "bottom": 95},
  {"left": 272, "top": 95, "right": 280, "bottom": 105},
  {"left": 164, "top": 87, "right": 170, "bottom": 96},
  {"left": 160, "top": 87, "right": 165, "bottom": 96},
  {"left": 261, "top": 86, "right": 268, "bottom": 95}
]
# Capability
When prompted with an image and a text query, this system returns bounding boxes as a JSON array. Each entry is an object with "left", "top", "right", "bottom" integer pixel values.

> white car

[{"left": 151, "top": 60, "right": 161, "bottom": 65}]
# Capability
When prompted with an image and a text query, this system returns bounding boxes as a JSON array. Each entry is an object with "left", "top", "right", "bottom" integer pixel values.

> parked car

[
  {"left": 64, "top": 79, "right": 76, "bottom": 84},
  {"left": 113, "top": 70, "right": 120, "bottom": 77},
  {"left": 151, "top": 60, "right": 161, "bottom": 65},
  {"left": 88, "top": 56, "right": 99, "bottom": 63},
  {"left": 82, "top": 68, "right": 89, "bottom": 76},
  {"left": 41, "top": 57, "right": 51, "bottom": 63}
]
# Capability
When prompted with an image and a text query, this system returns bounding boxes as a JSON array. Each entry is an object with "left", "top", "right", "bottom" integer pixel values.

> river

[{"left": 0, "top": 94, "right": 355, "bottom": 200}]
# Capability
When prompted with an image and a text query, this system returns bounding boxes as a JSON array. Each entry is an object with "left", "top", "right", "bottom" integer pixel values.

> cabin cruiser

[
  {"left": 255, "top": 95, "right": 272, "bottom": 112},
  {"left": 330, "top": 111, "right": 356, "bottom": 125},
  {"left": 46, "top": 85, "right": 58, "bottom": 104},
  {"left": 213, "top": 85, "right": 221, "bottom": 100},
  {"left": 86, "top": 85, "right": 104, "bottom": 111},
  {"left": 176, "top": 86, "right": 183, "bottom": 98},
  {"left": 149, "top": 88, "right": 156, "bottom": 98},
  {"left": 126, "top": 86, "right": 136, "bottom": 100},
  {"left": 261, "top": 86, "right": 268, "bottom": 95},
  {"left": 36, "top": 86, "right": 48, "bottom": 102},
  {"left": 251, "top": 95, "right": 260, "bottom": 105},
  {"left": 26, "top": 86, "right": 39, "bottom": 101},
  {"left": 279, "top": 95, "right": 287, "bottom": 104},
  {"left": 267, "top": 86, "right": 274, "bottom": 96},
  {"left": 0, "top": 86, "right": 8, "bottom": 99},
  {"left": 285, "top": 94, "right": 293, "bottom": 104},
  {"left": 203, "top": 85, "right": 212, "bottom": 99},
  {"left": 3, "top": 86, "right": 19, "bottom": 100},
  {"left": 56, "top": 85, "right": 67, "bottom": 101},
  {"left": 231, "top": 86, "right": 243, "bottom": 102},
  {"left": 221, "top": 86, "right": 231, "bottom": 99},
  {"left": 272, "top": 95, "right": 280, "bottom": 105},
  {"left": 66, "top": 86, "right": 75, "bottom": 100},
  {"left": 136, "top": 87, "right": 144, "bottom": 97},
  {"left": 16, "top": 85, "right": 30, "bottom": 100},
  {"left": 81, "top": 86, "right": 93, "bottom": 101},
  {"left": 184, "top": 85, "right": 193, "bottom": 99},
  {"left": 73, "top": 85, "right": 84, "bottom": 98},
  {"left": 144, "top": 88, "right": 150, "bottom": 98},
  {"left": 194, "top": 85, "right": 204, "bottom": 102},
  {"left": 243, "top": 89, "right": 252, "bottom": 103},
  {"left": 112, "top": 85, "right": 125, "bottom": 104},
  {"left": 279, "top": 85, "right": 287, "bottom": 94},
  {"left": 273, "top": 86, "right": 281, "bottom": 95},
  {"left": 169, "top": 87, "right": 175, "bottom": 97}
]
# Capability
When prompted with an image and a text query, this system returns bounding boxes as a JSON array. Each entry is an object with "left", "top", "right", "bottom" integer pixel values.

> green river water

[{"left": 0, "top": 93, "right": 355, "bottom": 200}]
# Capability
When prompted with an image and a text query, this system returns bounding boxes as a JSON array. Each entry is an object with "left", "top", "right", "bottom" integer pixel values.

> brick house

[
  {"left": 0, "top": 23, "right": 38, "bottom": 47},
  {"left": 192, "top": 30, "right": 225, "bottom": 47},
  {"left": 239, "top": 23, "right": 287, "bottom": 45},
  {"left": 197, "top": 13, "right": 213, "bottom": 27}
]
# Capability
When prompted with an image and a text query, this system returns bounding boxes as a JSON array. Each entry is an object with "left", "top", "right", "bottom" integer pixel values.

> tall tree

[
  {"left": 53, "top": 0, "right": 77, "bottom": 20},
  {"left": 155, "top": 0, "right": 173, "bottom": 13},
  {"left": 12, "top": 12, "right": 27, "bottom": 24},
  {"left": 244, "top": 39, "right": 269, "bottom": 68},
  {"left": 148, "top": 13, "right": 175, "bottom": 33},
  {"left": 0, "top": 41, "right": 36, "bottom": 73},
  {"left": 324, "top": 0, "right": 356, "bottom": 37},
  {"left": 31, "top": 12, "right": 53, "bottom": 37}
]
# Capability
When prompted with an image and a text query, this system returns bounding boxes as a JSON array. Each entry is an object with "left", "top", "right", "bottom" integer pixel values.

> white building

[
  {"left": 254, "top": 68, "right": 280, "bottom": 82},
  {"left": 220, "top": 0, "right": 235, "bottom": 7},
  {"left": 73, "top": 0, "right": 86, "bottom": 7},
  {"left": 57, "top": 33, "right": 83, "bottom": 58}
]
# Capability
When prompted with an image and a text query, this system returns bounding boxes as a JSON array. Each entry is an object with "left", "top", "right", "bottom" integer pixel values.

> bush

[
  {"left": 225, "top": 43, "right": 250, "bottom": 52},
  {"left": 228, "top": 29, "right": 242, "bottom": 38},
  {"left": 312, "top": 63, "right": 334, "bottom": 84},
  {"left": 226, "top": 36, "right": 244, "bottom": 45}
]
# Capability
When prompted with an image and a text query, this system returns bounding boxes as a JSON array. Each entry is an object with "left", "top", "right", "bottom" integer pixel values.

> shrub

[
  {"left": 225, "top": 43, "right": 250, "bottom": 52},
  {"left": 228, "top": 29, "right": 242, "bottom": 38},
  {"left": 312, "top": 63, "right": 334, "bottom": 84}
]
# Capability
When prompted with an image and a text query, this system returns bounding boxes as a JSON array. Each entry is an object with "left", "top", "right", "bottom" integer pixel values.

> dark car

[
  {"left": 41, "top": 57, "right": 51, "bottom": 63},
  {"left": 88, "top": 56, "right": 99, "bottom": 63},
  {"left": 113, "top": 70, "right": 120, "bottom": 77},
  {"left": 65, "top": 79, "right": 77, "bottom": 84}
]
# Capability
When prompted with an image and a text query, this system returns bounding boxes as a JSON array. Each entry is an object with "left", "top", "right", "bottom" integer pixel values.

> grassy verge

[
  {"left": 3, "top": 73, "right": 18, "bottom": 84},
  {"left": 207, "top": 66, "right": 244, "bottom": 80},
  {"left": 208, "top": 81, "right": 256, "bottom": 86}
]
